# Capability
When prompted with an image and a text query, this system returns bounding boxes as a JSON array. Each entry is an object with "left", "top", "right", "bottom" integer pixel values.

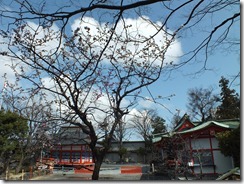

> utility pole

[
  {"left": 40, "top": 143, "right": 43, "bottom": 169},
  {"left": 0, "top": 82, "right": 7, "bottom": 110},
  {"left": 176, "top": 109, "right": 180, "bottom": 117}
]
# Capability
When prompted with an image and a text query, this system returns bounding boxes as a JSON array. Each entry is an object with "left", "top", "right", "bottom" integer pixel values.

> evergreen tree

[
  {"left": 216, "top": 125, "right": 240, "bottom": 167},
  {"left": 215, "top": 77, "right": 240, "bottom": 119},
  {"left": 151, "top": 116, "right": 167, "bottom": 134},
  {"left": 0, "top": 110, "right": 28, "bottom": 174}
]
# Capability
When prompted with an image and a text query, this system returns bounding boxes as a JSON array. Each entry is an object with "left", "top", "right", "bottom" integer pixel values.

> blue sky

[
  {"left": 0, "top": 0, "right": 241, "bottom": 138},
  {"left": 121, "top": 0, "right": 240, "bottom": 127},
  {"left": 145, "top": 49, "right": 240, "bottom": 123}
]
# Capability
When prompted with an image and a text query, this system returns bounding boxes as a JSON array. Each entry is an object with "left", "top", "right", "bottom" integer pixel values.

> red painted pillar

[{"left": 209, "top": 132, "right": 216, "bottom": 174}]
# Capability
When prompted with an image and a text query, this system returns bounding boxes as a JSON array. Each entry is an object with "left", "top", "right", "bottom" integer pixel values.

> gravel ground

[
  {"left": 29, "top": 163, "right": 170, "bottom": 181},
  {"left": 30, "top": 173, "right": 143, "bottom": 181}
]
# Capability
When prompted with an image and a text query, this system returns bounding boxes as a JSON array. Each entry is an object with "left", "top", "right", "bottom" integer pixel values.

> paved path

[
  {"left": 31, "top": 164, "right": 151, "bottom": 180},
  {"left": 31, "top": 173, "right": 143, "bottom": 180}
]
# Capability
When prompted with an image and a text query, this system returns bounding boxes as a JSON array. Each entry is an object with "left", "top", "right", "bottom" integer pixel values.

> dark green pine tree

[
  {"left": 0, "top": 110, "right": 28, "bottom": 174},
  {"left": 215, "top": 76, "right": 240, "bottom": 120},
  {"left": 216, "top": 125, "right": 240, "bottom": 167},
  {"left": 151, "top": 116, "right": 167, "bottom": 134}
]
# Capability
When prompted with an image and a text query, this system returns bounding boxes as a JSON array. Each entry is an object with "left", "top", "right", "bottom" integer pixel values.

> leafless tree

[
  {"left": 0, "top": 0, "right": 239, "bottom": 71},
  {"left": 0, "top": 0, "right": 240, "bottom": 180},
  {"left": 130, "top": 109, "right": 167, "bottom": 163},
  {"left": 0, "top": 13, "right": 174, "bottom": 180},
  {"left": 159, "top": 133, "right": 208, "bottom": 180},
  {"left": 187, "top": 87, "right": 220, "bottom": 122},
  {"left": 130, "top": 109, "right": 156, "bottom": 142},
  {"left": 1, "top": 83, "right": 61, "bottom": 173}
]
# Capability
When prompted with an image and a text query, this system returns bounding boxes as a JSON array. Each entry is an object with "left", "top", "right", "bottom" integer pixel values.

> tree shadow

[{"left": 140, "top": 173, "right": 171, "bottom": 180}]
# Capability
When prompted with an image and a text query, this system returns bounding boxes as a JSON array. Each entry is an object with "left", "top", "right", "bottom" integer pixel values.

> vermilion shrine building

[
  {"left": 153, "top": 114, "right": 239, "bottom": 175},
  {"left": 49, "top": 126, "right": 94, "bottom": 167}
]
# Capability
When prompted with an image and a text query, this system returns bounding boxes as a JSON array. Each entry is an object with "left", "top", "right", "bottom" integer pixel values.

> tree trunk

[
  {"left": 199, "top": 163, "right": 203, "bottom": 180},
  {"left": 119, "top": 154, "right": 123, "bottom": 163},
  {"left": 174, "top": 159, "right": 178, "bottom": 180},
  {"left": 15, "top": 153, "right": 24, "bottom": 174},
  {"left": 197, "top": 156, "right": 203, "bottom": 180},
  {"left": 3, "top": 158, "right": 10, "bottom": 176},
  {"left": 92, "top": 155, "right": 104, "bottom": 180}
]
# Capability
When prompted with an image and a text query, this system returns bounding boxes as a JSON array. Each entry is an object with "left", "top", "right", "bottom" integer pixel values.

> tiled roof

[
  {"left": 152, "top": 132, "right": 174, "bottom": 143},
  {"left": 55, "top": 126, "right": 90, "bottom": 145},
  {"left": 152, "top": 119, "right": 240, "bottom": 143},
  {"left": 176, "top": 121, "right": 229, "bottom": 134},
  {"left": 177, "top": 119, "right": 240, "bottom": 135},
  {"left": 215, "top": 119, "right": 240, "bottom": 129},
  {"left": 152, "top": 136, "right": 163, "bottom": 143},
  {"left": 173, "top": 113, "right": 190, "bottom": 131}
]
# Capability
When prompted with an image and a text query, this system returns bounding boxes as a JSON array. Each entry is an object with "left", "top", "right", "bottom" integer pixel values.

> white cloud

[
  {"left": 0, "top": 33, "right": 15, "bottom": 88},
  {"left": 1, "top": 15, "right": 183, "bottom": 90},
  {"left": 71, "top": 17, "right": 101, "bottom": 37},
  {"left": 137, "top": 96, "right": 155, "bottom": 109},
  {"left": 0, "top": 15, "right": 183, "bottom": 140},
  {"left": 71, "top": 16, "right": 183, "bottom": 66},
  {"left": 0, "top": 21, "right": 61, "bottom": 89},
  {"left": 0, "top": 57, "right": 15, "bottom": 84},
  {"left": 24, "top": 21, "right": 61, "bottom": 55}
]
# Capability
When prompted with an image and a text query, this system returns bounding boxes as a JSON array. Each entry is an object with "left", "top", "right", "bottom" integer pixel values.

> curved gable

[
  {"left": 174, "top": 114, "right": 195, "bottom": 132},
  {"left": 177, "top": 119, "right": 195, "bottom": 132}
]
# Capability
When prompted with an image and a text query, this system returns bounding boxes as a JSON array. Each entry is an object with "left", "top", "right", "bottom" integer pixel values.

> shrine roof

[
  {"left": 176, "top": 120, "right": 239, "bottom": 135},
  {"left": 152, "top": 119, "right": 239, "bottom": 143},
  {"left": 173, "top": 113, "right": 195, "bottom": 132}
]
